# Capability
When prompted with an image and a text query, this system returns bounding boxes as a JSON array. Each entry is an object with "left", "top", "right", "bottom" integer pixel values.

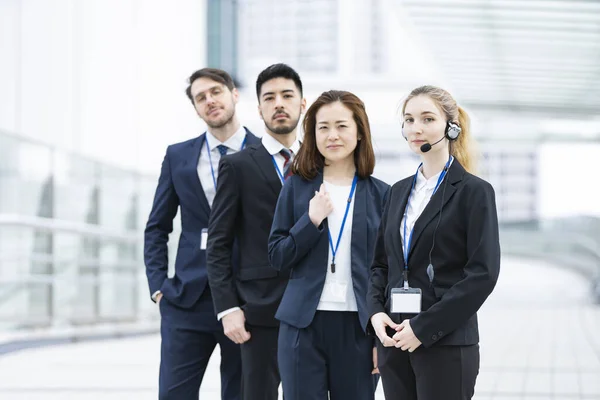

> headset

[
  {"left": 401, "top": 120, "right": 462, "bottom": 283},
  {"left": 402, "top": 120, "right": 462, "bottom": 142}
]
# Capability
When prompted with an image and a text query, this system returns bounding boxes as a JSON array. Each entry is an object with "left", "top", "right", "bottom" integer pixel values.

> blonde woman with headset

[{"left": 367, "top": 85, "right": 501, "bottom": 400}]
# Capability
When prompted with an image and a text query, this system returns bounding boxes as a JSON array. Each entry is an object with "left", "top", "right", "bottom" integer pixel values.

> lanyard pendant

[{"left": 327, "top": 174, "right": 357, "bottom": 276}]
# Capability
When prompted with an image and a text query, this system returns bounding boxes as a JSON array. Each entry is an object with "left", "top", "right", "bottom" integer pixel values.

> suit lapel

[
  {"left": 408, "top": 162, "right": 465, "bottom": 259},
  {"left": 390, "top": 180, "right": 412, "bottom": 267},
  {"left": 184, "top": 129, "right": 258, "bottom": 218},
  {"left": 189, "top": 134, "right": 211, "bottom": 215},
  {"left": 351, "top": 178, "right": 367, "bottom": 274},
  {"left": 243, "top": 127, "right": 261, "bottom": 146},
  {"left": 249, "top": 143, "right": 284, "bottom": 196}
]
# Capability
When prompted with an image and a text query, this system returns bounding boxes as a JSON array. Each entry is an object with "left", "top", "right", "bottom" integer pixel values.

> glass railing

[
  {"left": 500, "top": 216, "right": 600, "bottom": 302},
  {"left": 3, "top": 128, "right": 598, "bottom": 331},
  {"left": 0, "top": 130, "right": 178, "bottom": 331}
]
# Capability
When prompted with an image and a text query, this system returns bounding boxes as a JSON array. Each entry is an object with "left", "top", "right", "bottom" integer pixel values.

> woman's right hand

[
  {"left": 371, "top": 312, "right": 399, "bottom": 347},
  {"left": 309, "top": 183, "right": 334, "bottom": 227}
]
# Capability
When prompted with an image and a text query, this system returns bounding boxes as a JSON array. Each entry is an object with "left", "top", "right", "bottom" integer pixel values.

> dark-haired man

[
  {"left": 207, "top": 63, "right": 306, "bottom": 400},
  {"left": 144, "top": 68, "right": 260, "bottom": 399}
]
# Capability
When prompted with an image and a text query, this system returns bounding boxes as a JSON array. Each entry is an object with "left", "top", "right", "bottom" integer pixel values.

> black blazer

[
  {"left": 367, "top": 161, "right": 501, "bottom": 348},
  {"left": 268, "top": 173, "right": 389, "bottom": 331},
  {"left": 144, "top": 128, "right": 259, "bottom": 310},
  {"left": 207, "top": 142, "right": 289, "bottom": 327}
]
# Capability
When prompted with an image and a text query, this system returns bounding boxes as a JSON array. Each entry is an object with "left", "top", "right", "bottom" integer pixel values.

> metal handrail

[
  {"left": 0, "top": 214, "right": 139, "bottom": 242},
  {"left": 0, "top": 215, "right": 146, "bottom": 328},
  {"left": 0, "top": 215, "right": 142, "bottom": 292},
  {"left": 0, "top": 130, "right": 155, "bottom": 330},
  {"left": 500, "top": 216, "right": 600, "bottom": 302}
]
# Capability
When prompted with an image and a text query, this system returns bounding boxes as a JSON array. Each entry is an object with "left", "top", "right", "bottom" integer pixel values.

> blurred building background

[{"left": 0, "top": 0, "right": 599, "bottom": 399}]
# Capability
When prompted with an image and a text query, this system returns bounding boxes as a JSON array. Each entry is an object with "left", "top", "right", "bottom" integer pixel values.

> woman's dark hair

[{"left": 293, "top": 90, "right": 375, "bottom": 180}]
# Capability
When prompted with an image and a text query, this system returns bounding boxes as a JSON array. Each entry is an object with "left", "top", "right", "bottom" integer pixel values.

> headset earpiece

[{"left": 445, "top": 121, "right": 461, "bottom": 141}]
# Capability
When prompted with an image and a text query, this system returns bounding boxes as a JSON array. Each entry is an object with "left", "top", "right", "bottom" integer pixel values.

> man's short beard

[
  {"left": 264, "top": 116, "right": 300, "bottom": 135},
  {"left": 206, "top": 109, "right": 235, "bottom": 129}
]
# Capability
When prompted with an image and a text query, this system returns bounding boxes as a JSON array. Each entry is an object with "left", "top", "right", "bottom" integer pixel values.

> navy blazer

[
  {"left": 367, "top": 161, "right": 501, "bottom": 348},
  {"left": 144, "top": 128, "right": 259, "bottom": 309},
  {"left": 268, "top": 172, "right": 390, "bottom": 331}
]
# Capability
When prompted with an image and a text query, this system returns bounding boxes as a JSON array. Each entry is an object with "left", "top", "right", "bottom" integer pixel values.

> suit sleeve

[
  {"left": 268, "top": 179, "right": 323, "bottom": 273},
  {"left": 410, "top": 182, "right": 501, "bottom": 347},
  {"left": 144, "top": 147, "right": 179, "bottom": 299},
  {"left": 367, "top": 186, "right": 392, "bottom": 320},
  {"left": 207, "top": 157, "right": 241, "bottom": 314}
]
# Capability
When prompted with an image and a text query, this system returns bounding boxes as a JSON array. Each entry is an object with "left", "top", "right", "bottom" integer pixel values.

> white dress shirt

[
  {"left": 260, "top": 133, "right": 301, "bottom": 182},
  {"left": 216, "top": 133, "right": 300, "bottom": 320},
  {"left": 198, "top": 126, "right": 247, "bottom": 207},
  {"left": 317, "top": 180, "right": 358, "bottom": 312},
  {"left": 400, "top": 160, "right": 453, "bottom": 254},
  {"left": 152, "top": 127, "right": 246, "bottom": 303}
]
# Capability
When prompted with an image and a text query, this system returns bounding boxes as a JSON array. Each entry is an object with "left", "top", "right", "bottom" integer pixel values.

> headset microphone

[{"left": 420, "top": 136, "right": 445, "bottom": 153}]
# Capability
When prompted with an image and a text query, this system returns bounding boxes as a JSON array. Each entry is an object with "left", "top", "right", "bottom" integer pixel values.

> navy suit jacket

[
  {"left": 268, "top": 172, "right": 390, "bottom": 331},
  {"left": 144, "top": 128, "right": 259, "bottom": 309}
]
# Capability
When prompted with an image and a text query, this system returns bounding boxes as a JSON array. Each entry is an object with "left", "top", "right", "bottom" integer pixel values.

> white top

[
  {"left": 317, "top": 180, "right": 358, "bottom": 312},
  {"left": 197, "top": 126, "right": 247, "bottom": 207},
  {"left": 216, "top": 132, "right": 301, "bottom": 321},
  {"left": 400, "top": 160, "right": 453, "bottom": 254},
  {"left": 261, "top": 133, "right": 301, "bottom": 184}
]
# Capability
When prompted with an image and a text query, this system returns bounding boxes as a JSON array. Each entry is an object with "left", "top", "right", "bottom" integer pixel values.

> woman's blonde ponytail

[{"left": 451, "top": 106, "right": 477, "bottom": 174}]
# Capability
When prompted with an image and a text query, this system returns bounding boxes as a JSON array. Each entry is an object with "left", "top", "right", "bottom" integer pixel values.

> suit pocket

[
  {"left": 238, "top": 266, "right": 279, "bottom": 281},
  {"left": 275, "top": 277, "right": 306, "bottom": 327}
]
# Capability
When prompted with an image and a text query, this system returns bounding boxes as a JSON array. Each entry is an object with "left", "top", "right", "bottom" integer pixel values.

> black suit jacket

[
  {"left": 144, "top": 128, "right": 259, "bottom": 311},
  {"left": 367, "top": 161, "right": 501, "bottom": 348},
  {"left": 268, "top": 173, "right": 389, "bottom": 331},
  {"left": 207, "top": 142, "right": 289, "bottom": 327}
]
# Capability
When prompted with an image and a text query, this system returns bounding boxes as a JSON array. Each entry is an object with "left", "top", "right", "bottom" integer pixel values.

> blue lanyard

[
  {"left": 402, "top": 156, "right": 453, "bottom": 287},
  {"left": 328, "top": 174, "right": 358, "bottom": 273},
  {"left": 271, "top": 156, "right": 285, "bottom": 184},
  {"left": 206, "top": 135, "right": 247, "bottom": 190}
]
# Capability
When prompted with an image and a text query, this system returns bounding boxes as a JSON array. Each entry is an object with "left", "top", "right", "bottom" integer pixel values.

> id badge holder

[
  {"left": 390, "top": 287, "right": 422, "bottom": 314},
  {"left": 200, "top": 228, "right": 208, "bottom": 250}
]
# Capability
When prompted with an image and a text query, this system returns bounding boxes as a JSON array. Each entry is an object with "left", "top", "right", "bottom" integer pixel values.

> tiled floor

[
  {"left": 0, "top": 256, "right": 598, "bottom": 399},
  {"left": 474, "top": 258, "right": 600, "bottom": 400}
]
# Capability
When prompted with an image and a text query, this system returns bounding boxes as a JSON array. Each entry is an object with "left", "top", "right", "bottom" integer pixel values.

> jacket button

[
  {"left": 432, "top": 334, "right": 438, "bottom": 341},
  {"left": 438, "top": 331, "right": 443, "bottom": 337}
]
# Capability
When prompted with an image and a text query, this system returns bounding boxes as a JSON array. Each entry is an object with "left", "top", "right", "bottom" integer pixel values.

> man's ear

[
  {"left": 257, "top": 103, "right": 264, "bottom": 121},
  {"left": 231, "top": 87, "right": 240, "bottom": 104}
]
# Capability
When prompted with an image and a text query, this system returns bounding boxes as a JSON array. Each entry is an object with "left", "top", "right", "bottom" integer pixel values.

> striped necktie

[{"left": 279, "top": 149, "right": 293, "bottom": 180}]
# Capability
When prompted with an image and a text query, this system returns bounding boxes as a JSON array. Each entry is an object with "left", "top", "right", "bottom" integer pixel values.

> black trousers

[
  {"left": 377, "top": 341, "right": 479, "bottom": 400},
  {"left": 240, "top": 324, "right": 280, "bottom": 400}
]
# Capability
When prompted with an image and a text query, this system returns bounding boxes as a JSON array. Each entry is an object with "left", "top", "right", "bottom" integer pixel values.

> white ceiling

[{"left": 397, "top": 0, "right": 600, "bottom": 117}]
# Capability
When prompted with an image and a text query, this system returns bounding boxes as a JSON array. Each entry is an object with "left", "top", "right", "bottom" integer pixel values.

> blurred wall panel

[
  {"left": 0, "top": 0, "right": 208, "bottom": 173},
  {"left": 0, "top": 0, "right": 21, "bottom": 134}
]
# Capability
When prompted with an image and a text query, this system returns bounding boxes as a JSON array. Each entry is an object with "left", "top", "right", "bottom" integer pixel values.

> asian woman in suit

[
  {"left": 367, "top": 85, "right": 501, "bottom": 400},
  {"left": 268, "top": 90, "right": 390, "bottom": 400}
]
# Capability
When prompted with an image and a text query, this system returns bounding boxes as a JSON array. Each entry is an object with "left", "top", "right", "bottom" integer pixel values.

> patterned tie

[
  {"left": 217, "top": 145, "right": 228, "bottom": 157},
  {"left": 279, "top": 149, "right": 293, "bottom": 180}
]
